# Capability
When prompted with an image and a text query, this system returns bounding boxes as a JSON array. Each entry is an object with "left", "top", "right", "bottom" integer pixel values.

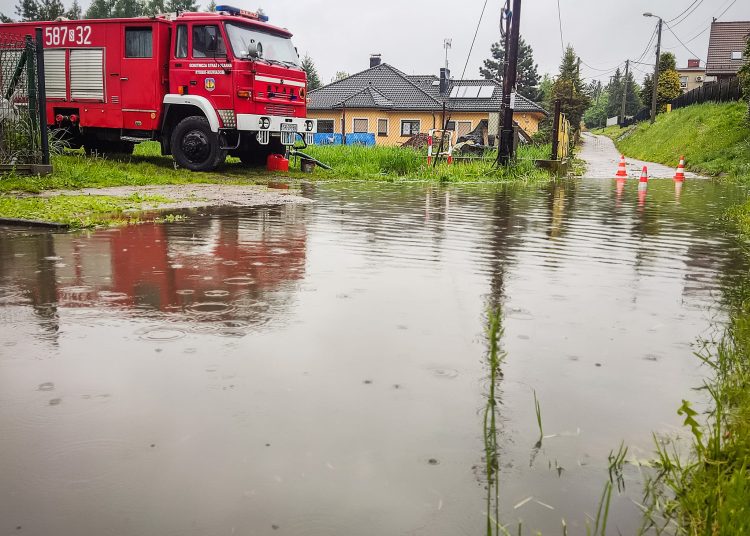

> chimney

[
  {"left": 370, "top": 54, "right": 382, "bottom": 68},
  {"left": 687, "top": 59, "right": 700, "bottom": 68},
  {"left": 440, "top": 67, "right": 450, "bottom": 96}
]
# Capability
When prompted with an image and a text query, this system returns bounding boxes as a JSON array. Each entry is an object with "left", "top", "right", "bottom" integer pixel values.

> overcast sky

[{"left": 2, "top": 0, "right": 749, "bottom": 85}]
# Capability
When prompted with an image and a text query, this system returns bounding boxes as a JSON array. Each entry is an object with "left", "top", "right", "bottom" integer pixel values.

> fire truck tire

[{"left": 171, "top": 116, "right": 226, "bottom": 172}]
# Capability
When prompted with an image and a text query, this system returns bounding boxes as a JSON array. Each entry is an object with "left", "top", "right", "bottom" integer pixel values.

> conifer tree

[
  {"left": 113, "top": 0, "right": 143, "bottom": 17},
  {"left": 301, "top": 54, "right": 322, "bottom": 90},
  {"left": 480, "top": 36, "right": 540, "bottom": 100},
  {"left": 551, "top": 45, "right": 590, "bottom": 132},
  {"left": 66, "top": 0, "right": 82, "bottom": 18}
]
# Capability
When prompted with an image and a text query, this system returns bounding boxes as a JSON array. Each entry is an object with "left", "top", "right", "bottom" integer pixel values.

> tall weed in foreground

[{"left": 639, "top": 317, "right": 750, "bottom": 535}]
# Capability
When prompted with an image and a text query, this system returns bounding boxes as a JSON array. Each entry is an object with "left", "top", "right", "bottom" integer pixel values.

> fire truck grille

[
  {"left": 264, "top": 104, "right": 295, "bottom": 116},
  {"left": 217, "top": 109, "right": 236, "bottom": 128}
]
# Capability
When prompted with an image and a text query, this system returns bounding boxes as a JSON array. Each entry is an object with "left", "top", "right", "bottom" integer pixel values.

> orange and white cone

[
  {"left": 673, "top": 155, "right": 686, "bottom": 182},
  {"left": 615, "top": 155, "right": 628, "bottom": 178},
  {"left": 638, "top": 166, "right": 648, "bottom": 190}
]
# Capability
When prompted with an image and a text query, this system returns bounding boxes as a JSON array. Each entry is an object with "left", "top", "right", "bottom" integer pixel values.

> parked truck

[{"left": 0, "top": 5, "right": 316, "bottom": 170}]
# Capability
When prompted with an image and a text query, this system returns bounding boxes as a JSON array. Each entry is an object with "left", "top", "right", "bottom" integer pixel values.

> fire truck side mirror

[{"left": 247, "top": 41, "right": 262, "bottom": 59}]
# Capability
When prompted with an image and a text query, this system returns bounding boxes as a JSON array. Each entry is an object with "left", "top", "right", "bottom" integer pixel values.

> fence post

[
  {"left": 24, "top": 35, "right": 37, "bottom": 154},
  {"left": 34, "top": 27, "right": 49, "bottom": 167},
  {"left": 551, "top": 99, "right": 561, "bottom": 160}
]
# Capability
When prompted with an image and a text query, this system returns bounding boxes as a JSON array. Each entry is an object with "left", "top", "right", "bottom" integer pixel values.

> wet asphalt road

[{"left": 580, "top": 132, "right": 704, "bottom": 180}]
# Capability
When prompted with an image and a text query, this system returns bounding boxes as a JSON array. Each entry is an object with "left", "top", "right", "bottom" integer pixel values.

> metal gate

[{"left": 0, "top": 29, "right": 51, "bottom": 174}]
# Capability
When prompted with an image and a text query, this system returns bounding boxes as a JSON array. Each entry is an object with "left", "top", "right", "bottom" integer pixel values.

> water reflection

[
  {"left": 0, "top": 204, "right": 308, "bottom": 345},
  {"left": 0, "top": 180, "right": 748, "bottom": 535}
]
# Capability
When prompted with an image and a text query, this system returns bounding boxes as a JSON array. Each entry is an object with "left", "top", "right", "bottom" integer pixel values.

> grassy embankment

[
  {"left": 609, "top": 101, "right": 750, "bottom": 533},
  {"left": 0, "top": 141, "right": 551, "bottom": 227},
  {"left": 596, "top": 102, "right": 750, "bottom": 180}
]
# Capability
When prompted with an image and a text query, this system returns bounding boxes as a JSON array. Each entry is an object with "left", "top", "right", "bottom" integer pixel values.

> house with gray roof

[
  {"left": 705, "top": 21, "right": 750, "bottom": 81},
  {"left": 307, "top": 56, "right": 548, "bottom": 146}
]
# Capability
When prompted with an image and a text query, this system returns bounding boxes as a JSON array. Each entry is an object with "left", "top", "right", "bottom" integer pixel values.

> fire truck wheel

[{"left": 171, "top": 116, "right": 226, "bottom": 172}]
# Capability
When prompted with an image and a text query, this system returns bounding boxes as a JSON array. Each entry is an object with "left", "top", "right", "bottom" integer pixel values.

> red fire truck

[{"left": 1, "top": 6, "right": 316, "bottom": 170}]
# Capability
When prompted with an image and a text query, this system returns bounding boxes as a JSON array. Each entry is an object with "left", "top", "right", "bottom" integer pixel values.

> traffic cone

[
  {"left": 615, "top": 155, "right": 628, "bottom": 178},
  {"left": 673, "top": 155, "right": 686, "bottom": 182},
  {"left": 638, "top": 166, "right": 648, "bottom": 190}
]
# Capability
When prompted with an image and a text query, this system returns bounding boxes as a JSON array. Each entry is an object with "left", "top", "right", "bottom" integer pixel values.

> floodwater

[{"left": 0, "top": 178, "right": 747, "bottom": 535}]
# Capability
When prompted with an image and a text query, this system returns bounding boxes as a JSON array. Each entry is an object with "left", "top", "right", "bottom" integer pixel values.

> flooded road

[{"left": 1, "top": 179, "right": 747, "bottom": 535}]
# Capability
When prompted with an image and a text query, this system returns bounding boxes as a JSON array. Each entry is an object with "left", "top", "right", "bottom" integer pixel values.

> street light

[{"left": 643, "top": 12, "right": 663, "bottom": 124}]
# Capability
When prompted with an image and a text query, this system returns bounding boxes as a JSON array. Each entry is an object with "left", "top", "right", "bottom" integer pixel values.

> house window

[
  {"left": 401, "top": 120, "right": 420, "bottom": 136},
  {"left": 731, "top": 51, "right": 742, "bottom": 60},
  {"left": 125, "top": 28, "right": 152, "bottom": 58},
  {"left": 353, "top": 118, "right": 368, "bottom": 133},
  {"left": 377, "top": 118, "right": 388, "bottom": 136},
  {"left": 317, "top": 119, "right": 334, "bottom": 133},
  {"left": 175, "top": 25, "right": 188, "bottom": 58},
  {"left": 445, "top": 120, "right": 456, "bottom": 130},
  {"left": 192, "top": 25, "right": 226, "bottom": 58},
  {"left": 680, "top": 75, "right": 688, "bottom": 88}
]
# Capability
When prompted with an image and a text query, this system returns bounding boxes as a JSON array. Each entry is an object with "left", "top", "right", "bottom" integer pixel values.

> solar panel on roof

[
  {"left": 478, "top": 86, "right": 494, "bottom": 98},
  {"left": 449, "top": 85, "right": 495, "bottom": 98}
]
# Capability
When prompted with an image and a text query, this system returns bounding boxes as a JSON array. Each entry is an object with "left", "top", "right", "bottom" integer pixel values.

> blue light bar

[{"left": 215, "top": 5, "right": 269, "bottom": 22}]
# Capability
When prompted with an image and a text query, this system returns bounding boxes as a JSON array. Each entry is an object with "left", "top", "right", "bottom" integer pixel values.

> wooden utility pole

[
  {"left": 498, "top": 0, "right": 522, "bottom": 166},
  {"left": 551, "top": 99, "right": 561, "bottom": 160},
  {"left": 650, "top": 18, "right": 662, "bottom": 124},
  {"left": 620, "top": 59, "right": 629, "bottom": 124}
]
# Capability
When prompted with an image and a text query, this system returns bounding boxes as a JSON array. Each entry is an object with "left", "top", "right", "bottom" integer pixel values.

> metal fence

[
  {"left": 671, "top": 77, "right": 743, "bottom": 110},
  {"left": 0, "top": 29, "right": 50, "bottom": 174}
]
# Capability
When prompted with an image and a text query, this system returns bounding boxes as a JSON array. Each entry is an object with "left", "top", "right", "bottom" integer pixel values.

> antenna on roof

[{"left": 443, "top": 38, "right": 452, "bottom": 70}]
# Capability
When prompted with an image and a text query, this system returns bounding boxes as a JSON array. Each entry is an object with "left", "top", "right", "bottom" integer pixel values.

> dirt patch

[{"left": 37, "top": 184, "right": 312, "bottom": 210}]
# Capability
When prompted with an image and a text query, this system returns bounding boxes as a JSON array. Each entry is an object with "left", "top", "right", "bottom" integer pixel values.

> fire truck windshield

[{"left": 225, "top": 22, "right": 300, "bottom": 67}]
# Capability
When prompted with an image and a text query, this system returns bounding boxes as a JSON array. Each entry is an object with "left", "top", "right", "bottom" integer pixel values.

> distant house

[
  {"left": 307, "top": 56, "right": 548, "bottom": 146},
  {"left": 676, "top": 59, "right": 711, "bottom": 93},
  {"left": 705, "top": 21, "right": 750, "bottom": 81}
]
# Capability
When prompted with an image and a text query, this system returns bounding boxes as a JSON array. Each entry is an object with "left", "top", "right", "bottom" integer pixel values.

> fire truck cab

[{"left": 1, "top": 6, "right": 316, "bottom": 171}]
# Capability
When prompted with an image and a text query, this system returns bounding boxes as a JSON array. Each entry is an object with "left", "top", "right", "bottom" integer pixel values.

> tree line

[{"left": 3, "top": 0, "right": 213, "bottom": 23}]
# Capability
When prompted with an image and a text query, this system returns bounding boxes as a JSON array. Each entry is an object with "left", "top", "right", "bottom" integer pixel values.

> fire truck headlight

[
  {"left": 260, "top": 117, "right": 271, "bottom": 129},
  {"left": 305, "top": 120, "right": 314, "bottom": 132}
]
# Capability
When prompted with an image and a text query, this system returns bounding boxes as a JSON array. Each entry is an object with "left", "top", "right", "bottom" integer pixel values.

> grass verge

[
  {"left": 0, "top": 193, "right": 180, "bottom": 228},
  {"left": 594, "top": 102, "right": 750, "bottom": 180},
  {"left": 0, "top": 142, "right": 553, "bottom": 194}
]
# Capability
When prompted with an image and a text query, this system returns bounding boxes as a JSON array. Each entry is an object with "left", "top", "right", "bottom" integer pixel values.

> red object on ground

[
  {"left": 673, "top": 155, "right": 686, "bottom": 182},
  {"left": 615, "top": 155, "right": 628, "bottom": 178},
  {"left": 267, "top": 154, "right": 289, "bottom": 172}
]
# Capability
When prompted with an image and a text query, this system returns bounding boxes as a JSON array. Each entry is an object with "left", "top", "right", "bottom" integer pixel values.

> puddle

[{"left": 0, "top": 181, "right": 747, "bottom": 534}]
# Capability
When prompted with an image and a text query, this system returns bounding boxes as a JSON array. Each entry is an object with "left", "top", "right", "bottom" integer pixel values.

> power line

[
  {"left": 716, "top": 0, "right": 738, "bottom": 19},
  {"left": 555, "top": 0, "right": 565, "bottom": 55},
  {"left": 665, "top": 21, "right": 704, "bottom": 60},
  {"left": 667, "top": 0, "right": 701, "bottom": 24},
  {"left": 670, "top": 0, "right": 706, "bottom": 28}
]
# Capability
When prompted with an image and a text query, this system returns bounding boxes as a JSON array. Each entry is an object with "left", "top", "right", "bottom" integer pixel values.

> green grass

[
  {"left": 0, "top": 193, "right": 180, "bottom": 228},
  {"left": 594, "top": 102, "right": 750, "bottom": 180},
  {"left": 0, "top": 142, "right": 553, "bottom": 194}
]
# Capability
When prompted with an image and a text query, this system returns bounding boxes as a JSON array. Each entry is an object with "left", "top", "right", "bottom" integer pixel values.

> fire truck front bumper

[{"left": 236, "top": 114, "right": 316, "bottom": 146}]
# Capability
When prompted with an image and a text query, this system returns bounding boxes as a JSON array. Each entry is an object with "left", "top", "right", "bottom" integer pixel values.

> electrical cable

[
  {"left": 664, "top": 21, "right": 704, "bottom": 60},
  {"left": 667, "top": 0, "right": 701, "bottom": 23},
  {"left": 435, "top": 0, "right": 489, "bottom": 165},
  {"left": 556, "top": 0, "right": 565, "bottom": 55},
  {"left": 669, "top": 0, "right": 705, "bottom": 28},
  {"left": 716, "top": 0, "right": 738, "bottom": 20}
]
